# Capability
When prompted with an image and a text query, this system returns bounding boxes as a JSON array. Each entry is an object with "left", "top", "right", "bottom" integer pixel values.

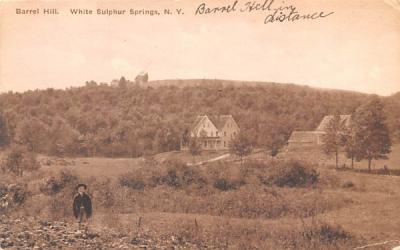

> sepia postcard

[{"left": 0, "top": 0, "right": 399, "bottom": 249}]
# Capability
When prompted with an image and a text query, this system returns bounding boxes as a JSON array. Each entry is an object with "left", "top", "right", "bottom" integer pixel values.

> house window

[
  {"left": 224, "top": 132, "right": 227, "bottom": 136},
  {"left": 216, "top": 131, "right": 219, "bottom": 136},
  {"left": 224, "top": 141, "right": 226, "bottom": 147},
  {"left": 204, "top": 141, "right": 207, "bottom": 147},
  {"left": 211, "top": 131, "right": 213, "bottom": 137}
]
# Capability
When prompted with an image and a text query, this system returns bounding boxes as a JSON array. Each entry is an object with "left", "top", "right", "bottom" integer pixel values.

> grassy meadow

[{"left": 1, "top": 145, "right": 400, "bottom": 249}]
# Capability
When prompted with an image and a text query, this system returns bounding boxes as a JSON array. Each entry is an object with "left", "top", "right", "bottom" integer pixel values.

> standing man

[{"left": 73, "top": 184, "right": 92, "bottom": 224}]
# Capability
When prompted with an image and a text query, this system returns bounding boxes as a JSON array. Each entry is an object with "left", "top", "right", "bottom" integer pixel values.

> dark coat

[{"left": 73, "top": 193, "right": 92, "bottom": 219}]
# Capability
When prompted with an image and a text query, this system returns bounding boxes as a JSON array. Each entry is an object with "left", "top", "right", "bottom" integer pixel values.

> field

[{"left": 1, "top": 146, "right": 400, "bottom": 249}]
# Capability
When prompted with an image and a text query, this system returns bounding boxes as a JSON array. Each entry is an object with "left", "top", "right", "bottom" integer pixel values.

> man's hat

[{"left": 76, "top": 184, "right": 87, "bottom": 189}]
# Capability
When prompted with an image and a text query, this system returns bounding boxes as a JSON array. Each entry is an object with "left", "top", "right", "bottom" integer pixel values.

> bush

[
  {"left": 213, "top": 178, "right": 242, "bottom": 191},
  {"left": 40, "top": 169, "right": 78, "bottom": 195},
  {"left": 267, "top": 161, "right": 319, "bottom": 188},
  {"left": 317, "top": 224, "right": 351, "bottom": 243},
  {"left": 159, "top": 159, "right": 207, "bottom": 188},
  {"left": 120, "top": 174, "right": 145, "bottom": 190},
  {"left": 119, "top": 159, "right": 207, "bottom": 190},
  {"left": 302, "top": 223, "right": 352, "bottom": 245},
  {"left": 0, "top": 145, "right": 39, "bottom": 176},
  {"left": 342, "top": 181, "right": 355, "bottom": 189},
  {"left": 10, "top": 184, "right": 28, "bottom": 205},
  {"left": 281, "top": 222, "right": 354, "bottom": 249},
  {"left": 0, "top": 183, "right": 28, "bottom": 212}
]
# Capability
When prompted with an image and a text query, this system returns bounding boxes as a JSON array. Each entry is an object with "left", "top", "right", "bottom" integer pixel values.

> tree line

[{"left": 0, "top": 79, "right": 399, "bottom": 158}]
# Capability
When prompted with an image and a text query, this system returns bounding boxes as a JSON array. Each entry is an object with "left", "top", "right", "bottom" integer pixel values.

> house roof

[
  {"left": 208, "top": 115, "right": 233, "bottom": 130},
  {"left": 190, "top": 115, "right": 206, "bottom": 132},
  {"left": 190, "top": 115, "right": 236, "bottom": 132},
  {"left": 316, "top": 115, "right": 351, "bottom": 131}
]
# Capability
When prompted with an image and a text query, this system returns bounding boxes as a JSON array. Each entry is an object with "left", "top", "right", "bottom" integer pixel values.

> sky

[{"left": 0, "top": 0, "right": 399, "bottom": 95}]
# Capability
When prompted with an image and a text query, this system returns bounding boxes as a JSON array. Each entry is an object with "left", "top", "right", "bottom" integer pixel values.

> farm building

[
  {"left": 288, "top": 115, "right": 351, "bottom": 149},
  {"left": 181, "top": 115, "right": 240, "bottom": 151}
]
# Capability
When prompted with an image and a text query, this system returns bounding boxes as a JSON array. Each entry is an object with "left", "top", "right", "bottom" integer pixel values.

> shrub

[
  {"left": 342, "top": 181, "right": 355, "bottom": 189},
  {"left": 0, "top": 183, "right": 28, "bottom": 212},
  {"left": 0, "top": 145, "right": 39, "bottom": 176},
  {"left": 120, "top": 174, "right": 145, "bottom": 190},
  {"left": 213, "top": 178, "right": 242, "bottom": 191},
  {"left": 119, "top": 159, "right": 207, "bottom": 190},
  {"left": 10, "top": 184, "right": 28, "bottom": 205},
  {"left": 206, "top": 162, "right": 245, "bottom": 190},
  {"left": 40, "top": 169, "right": 78, "bottom": 195},
  {"left": 281, "top": 222, "right": 354, "bottom": 249},
  {"left": 301, "top": 223, "right": 352, "bottom": 246},
  {"left": 317, "top": 224, "right": 351, "bottom": 243},
  {"left": 159, "top": 159, "right": 207, "bottom": 188},
  {"left": 214, "top": 179, "right": 233, "bottom": 191},
  {"left": 268, "top": 161, "right": 319, "bottom": 188}
]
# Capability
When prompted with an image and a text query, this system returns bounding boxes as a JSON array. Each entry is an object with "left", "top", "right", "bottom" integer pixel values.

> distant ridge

[
  {"left": 0, "top": 78, "right": 384, "bottom": 97},
  {"left": 142, "top": 78, "right": 369, "bottom": 96}
]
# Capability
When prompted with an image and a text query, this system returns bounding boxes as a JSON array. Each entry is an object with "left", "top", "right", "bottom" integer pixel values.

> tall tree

[
  {"left": 14, "top": 118, "right": 48, "bottom": 153},
  {"left": 343, "top": 118, "right": 358, "bottom": 168},
  {"left": 322, "top": 113, "right": 345, "bottom": 168},
  {"left": 188, "top": 136, "right": 202, "bottom": 163},
  {"left": 118, "top": 76, "right": 127, "bottom": 88},
  {"left": 353, "top": 97, "right": 391, "bottom": 171},
  {"left": 229, "top": 132, "right": 253, "bottom": 166},
  {"left": 0, "top": 113, "right": 9, "bottom": 148}
]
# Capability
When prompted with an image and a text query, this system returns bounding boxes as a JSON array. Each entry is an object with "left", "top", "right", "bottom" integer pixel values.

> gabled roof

[
  {"left": 190, "top": 115, "right": 207, "bottom": 132},
  {"left": 190, "top": 115, "right": 237, "bottom": 133},
  {"left": 208, "top": 115, "right": 234, "bottom": 130},
  {"left": 316, "top": 115, "right": 351, "bottom": 131}
]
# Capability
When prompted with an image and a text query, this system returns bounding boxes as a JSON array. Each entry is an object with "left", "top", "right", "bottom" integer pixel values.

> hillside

[{"left": 0, "top": 79, "right": 398, "bottom": 158}]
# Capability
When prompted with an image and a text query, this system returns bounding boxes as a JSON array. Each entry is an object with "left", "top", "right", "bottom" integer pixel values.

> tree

[
  {"left": 181, "top": 128, "right": 190, "bottom": 148},
  {"left": 322, "top": 114, "right": 345, "bottom": 168},
  {"left": 0, "top": 113, "right": 9, "bottom": 148},
  {"left": 261, "top": 124, "right": 287, "bottom": 157},
  {"left": 14, "top": 118, "right": 48, "bottom": 153},
  {"left": 353, "top": 97, "right": 392, "bottom": 171},
  {"left": 1, "top": 145, "right": 39, "bottom": 176},
  {"left": 229, "top": 132, "right": 253, "bottom": 166},
  {"left": 188, "top": 136, "right": 202, "bottom": 162},
  {"left": 343, "top": 118, "right": 358, "bottom": 168},
  {"left": 135, "top": 72, "right": 148, "bottom": 84},
  {"left": 118, "top": 76, "right": 127, "bottom": 88},
  {"left": 48, "top": 117, "right": 80, "bottom": 156},
  {"left": 85, "top": 81, "right": 97, "bottom": 87}
]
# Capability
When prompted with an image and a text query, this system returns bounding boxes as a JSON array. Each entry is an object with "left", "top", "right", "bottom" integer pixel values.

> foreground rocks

[{"left": 0, "top": 215, "right": 211, "bottom": 249}]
